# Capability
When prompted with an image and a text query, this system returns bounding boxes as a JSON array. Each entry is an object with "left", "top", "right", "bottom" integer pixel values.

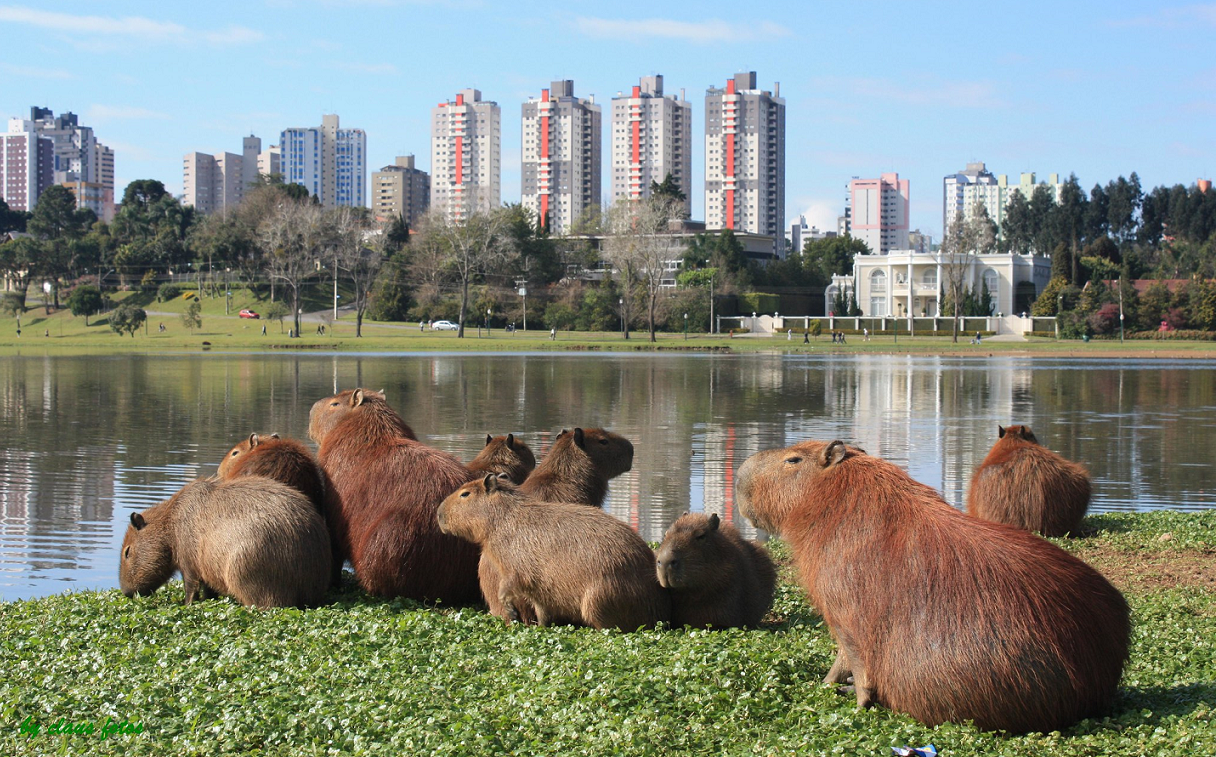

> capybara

[
  {"left": 479, "top": 426, "right": 635, "bottom": 622},
  {"left": 519, "top": 427, "right": 634, "bottom": 507},
  {"left": 655, "top": 512, "right": 776, "bottom": 629},
  {"left": 217, "top": 432, "right": 344, "bottom": 587},
  {"left": 467, "top": 433, "right": 536, "bottom": 485},
  {"left": 308, "top": 388, "right": 480, "bottom": 603},
  {"left": 967, "top": 425, "right": 1092, "bottom": 537},
  {"left": 437, "top": 475, "right": 669, "bottom": 630},
  {"left": 119, "top": 476, "right": 331, "bottom": 608},
  {"left": 735, "top": 439, "right": 1129, "bottom": 734}
]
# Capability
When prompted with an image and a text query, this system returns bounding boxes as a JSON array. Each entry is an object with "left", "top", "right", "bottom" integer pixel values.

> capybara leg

[
  {"left": 479, "top": 554, "right": 508, "bottom": 619},
  {"left": 498, "top": 576, "right": 525, "bottom": 625},
  {"left": 852, "top": 668, "right": 876, "bottom": 709},
  {"left": 532, "top": 603, "right": 553, "bottom": 627},
  {"left": 182, "top": 573, "right": 201, "bottom": 604},
  {"left": 824, "top": 648, "right": 853, "bottom": 685}
]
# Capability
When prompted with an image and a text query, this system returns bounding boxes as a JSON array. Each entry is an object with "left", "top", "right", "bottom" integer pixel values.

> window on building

[{"left": 870, "top": 270, "right": 887, "bottom": 293}]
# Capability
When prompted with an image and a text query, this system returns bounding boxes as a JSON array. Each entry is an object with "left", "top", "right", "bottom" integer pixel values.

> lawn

[{"left": 1, "top": 511, "right": 1212, "bottom": 756}]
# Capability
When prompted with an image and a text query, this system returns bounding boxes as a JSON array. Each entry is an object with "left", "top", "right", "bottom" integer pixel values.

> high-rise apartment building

[
  {"left": 26, "top": 108, "right": 96, "bottom": 184},
  {"left": 182, "top": 134, "right": 280, "bottom": 215},
  {"left": 280, "top": 114, "right": 367, "bottom": 207},
  {"left": 705, "top": 72, "right": 785, "bottom": 254},
  {"left": 609, "top": 75, "right": 692, "bottom": 218},
  {"left": 257, "top": 144, "right": 280, "bottom": 179},
  {"left": 521, "top": 80, "right": 601, "bottom": 234},
  {"left": 1, "top": 120, "right": 54, "bottom": 211},
  {"left": 955, "top": 172, "right": 1064, "bottom": 240},
  {"left": 850, "top": 173, "right": 910, "bottom": 254},
  {"left": 372, "top": 155, "right": 430, "bottom": 226},
  {"left": 92, "top": 142, "right": 115, "bottom": 221},
  {"left": 431, "top": 89, "right": 501, "bottom": 222},
  {"left": 942, "top": 162, "right": 997, "bottom": 237}
]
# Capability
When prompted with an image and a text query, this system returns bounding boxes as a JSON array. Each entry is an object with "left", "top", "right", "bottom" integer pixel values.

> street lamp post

[
  {"left": 225, "top": 269, "right": 231, "bottom": 315},
  {"left": 1056, "top": 293, "right": 1064, "bottom": 339},
  {"left": 619, "top": 298, "right": 624, "bottom": 338},
  {"left": 683, "top": 312, "right": 688, "bottom": 340},
  {"left": 486, "top": 308, "right": 492, "bottom": 337}
]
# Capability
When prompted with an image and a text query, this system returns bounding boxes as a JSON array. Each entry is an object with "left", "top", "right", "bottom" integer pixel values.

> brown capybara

[
  {"left": 967, "top": 425, "right": 1092, "bottom": 537},
  {"left": 735, "top": 439, "right": 1129, "bottom": 734},
  {"left": 467, "top": 433, "right": 536, "bottom": 485},
  {"left": 217, "top": 432, "right": 344, "bottom": 587},
  {"left": 309, "top": 388, "right": 479, "bottom": 603},
  {"left": 478, "top": 426, "right": 635, "bottom": 622},
  {"left": 519, "top": 427, "right": 634, "bottom": 507},
  {"left": 119, "top": 476, "right": 331, "bottom": 608},
  {"left": 437, "top": 475, "right": 669, "bottom": 630},
  {"left": 655, "top": 512, "right": 776, "bottom": 629}
]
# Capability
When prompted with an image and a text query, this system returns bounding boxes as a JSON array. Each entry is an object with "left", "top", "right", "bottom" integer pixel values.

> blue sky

[{"left": 1, "top": 1, "right": 1212, "bottom": 239}]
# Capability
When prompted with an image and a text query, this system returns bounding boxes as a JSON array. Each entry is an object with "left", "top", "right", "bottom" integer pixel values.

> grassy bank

[
  {"left": 3, "top": 289, "right": 1216, "bottom": 358},
  {"left": 1, "top": 511, "right": 1213, "bottom": 755}
]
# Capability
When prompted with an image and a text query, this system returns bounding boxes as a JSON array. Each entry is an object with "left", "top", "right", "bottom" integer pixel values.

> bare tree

[
  {"left": 328, "top": 206, "right": 381, "bottom": 337},
  {"left": 940, "top": 203, "right": 998, "bottom": 343},
  {"left": 259, "top": 200, "right": 326, "bottom": 338},
  {"left": 415, "top": 209, "right": 514, "bottom": 338},
  {"left": 602, "top": 195, "right": 683, "bottom": 342}
]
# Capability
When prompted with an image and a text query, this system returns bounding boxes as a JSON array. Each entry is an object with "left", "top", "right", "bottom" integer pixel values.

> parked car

[
  {"left": 432, "top": 320, "right": 458, "bottom": 331},
  {"left": 239, "top": 309, "right": 260, "bottom": 319}
]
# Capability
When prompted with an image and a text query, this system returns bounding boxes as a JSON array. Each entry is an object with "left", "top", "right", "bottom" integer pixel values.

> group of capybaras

[{"left": 119, "top": 388, "right": 1126, "bottom": 735}]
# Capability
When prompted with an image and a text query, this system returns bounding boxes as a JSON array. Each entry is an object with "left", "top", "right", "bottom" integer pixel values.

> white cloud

[
  {"left": 574, "top": 16, "right": 792, "bottom": 44},
  {"left": 0, "top": 62, "right": 74, "bottom": 79},
  {"left": 87, "top": 105, "right": 172, "bottom": 122},
  {"left": 1110, "top": 4, "right": 1216, "bottom": 28},
  {"left": 791, "top": 198, "right": 843, "bottom": 234},
  {"left": 0, "top": 6, "right": 263, "bottom": 46}
]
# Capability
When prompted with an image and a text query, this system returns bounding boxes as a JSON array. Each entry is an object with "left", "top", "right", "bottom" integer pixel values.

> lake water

[{"left": 1, "top": 352, "right": 1213, "bottom": 601}]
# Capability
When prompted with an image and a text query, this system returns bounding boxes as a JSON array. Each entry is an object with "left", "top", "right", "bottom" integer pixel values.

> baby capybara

[
  {"left": 438, "top": 475, "right": 669, "bottom": 630},
  {"left": 736, "top": 439, "right": 1129, "bottom": 734},
  {"left": 468, "top": 433, "right": 536, "bottom": 485},
  {"left": 967, "top": 424, "right": 1092, "bottom": 537},
  {"left": 479, "top": 426, "right": 635, "bottom": 622},
  {"left": 519, "top": 427, "right": 634, "bottom": 507},
  {"left": 309, "top": 388, "right": 479, "bottom": 603},
  {"left": 217, "top": 432, "right": 344, "bottom": 587},
  {"left": 655, "top": 512, "right": 776, "bottom": 629},
  {"left": 119, "top": 476, "right": 331, "bottom": 608}
]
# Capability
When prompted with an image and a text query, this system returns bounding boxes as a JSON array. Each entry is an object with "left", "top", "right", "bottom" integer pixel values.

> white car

[{"left": 432, "top": 320, "right": 459, "bottom": 331}]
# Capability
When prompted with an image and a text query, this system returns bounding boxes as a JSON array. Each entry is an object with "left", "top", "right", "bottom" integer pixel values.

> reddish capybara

[
  {"left": 735, "top": 439, "right": 1129, "bottom": 734},
  {"left": 308, "top": 388, "right": 479, "bottom": 603},
  {"left": 217, "top": 432, "right": 344, "bottom": 587},
  {"left": 438, "top": 475, "right": 669, "bottom": 630},
  {"left": 119, "top": 476, "right": 331, "bottom": 608},
  {"left": 519, "top": 427, "right": 634, "bottom": 507},
  {"left": 655, "top": 512, "right": 776, "bottom": 629},
  {"left": 467, "top": 433, "right": 537, "bottom": 485},
  {"left": 967, "top": 425, "right": 1092, "bottom": 537},
  {"left": 479, "top": 426, "right": 635, "bottom": 622}
]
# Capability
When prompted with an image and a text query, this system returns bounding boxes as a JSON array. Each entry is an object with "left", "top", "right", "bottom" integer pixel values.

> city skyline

[{"left": 0, "top": 1, "right": 1212, "bottom": 239}]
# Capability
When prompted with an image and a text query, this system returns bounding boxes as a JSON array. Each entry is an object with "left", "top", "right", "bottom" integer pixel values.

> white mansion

[{"left": 828, "top": 248, "right": 1052, "bottom": 318}]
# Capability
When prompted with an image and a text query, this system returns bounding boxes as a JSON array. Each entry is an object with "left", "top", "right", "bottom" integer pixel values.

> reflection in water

[{"left": 1, "top": 353, "right": 1213, "bottom": 601}]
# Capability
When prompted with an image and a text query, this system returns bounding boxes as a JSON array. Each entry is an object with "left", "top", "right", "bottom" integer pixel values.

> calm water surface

[{"left": 2, "top": 352, "right": 1214, "bottom": 601}]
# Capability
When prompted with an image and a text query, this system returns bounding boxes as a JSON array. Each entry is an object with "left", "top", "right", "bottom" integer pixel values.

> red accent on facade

[
  {"left": 726, "top": 79, "right": 736, "bottom": 95},
  {"left": 632, "top": 85, "right": 640, "bottom": 97},
  {"left": 539, "top": 90, "right": 550, "bottom": 229},
  {"left": 631, "top": 121, "right": 640, "bottom": 167},
  {"left": 454, "top": 135, "right": 463, "bottom": 187},
  {"left": 455, "top": 93, "right": 464, "bottom": 106},
  {"left": 725, "top": 139, "right": 735, "bottom": 230},
  {"left": 724, "top": 425, "right": 736, "bottom": 523}
]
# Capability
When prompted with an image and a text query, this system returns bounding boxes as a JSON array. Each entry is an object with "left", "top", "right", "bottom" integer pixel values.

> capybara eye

[
  {"left": 460, "top": 491, "right": 470, "bottom": 498},
  {"left": 330, "top": 401, "right": 339, "bottom": 407},
  {"left": 123, "top": 546, "right": 130, "bottom": 559},
  {"left": 785, "top": 456, "right": 803, "bottom": 464},
  {"left": 598, "top": 439, "right": 608, "bottom": 445},
  {"left": 231, "top": 450, "right": 238, "bottom": 456}
]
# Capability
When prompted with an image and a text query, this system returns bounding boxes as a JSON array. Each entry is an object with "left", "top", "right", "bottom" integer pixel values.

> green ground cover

[
  {"left": 3, "top": 289, "right": 1216, "bottom": 358},
  {"left": 1, "top": 511, "right": 1212, "bottom": 755}
]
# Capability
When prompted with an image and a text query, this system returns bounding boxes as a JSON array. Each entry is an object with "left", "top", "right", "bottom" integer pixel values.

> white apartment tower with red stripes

[
  {"left": 609, "top": 75, "right": 692, "bottom": 218},
  {"left": 705, "top": 72, "right": 786, "bottom": 255},
  {"left": 431, "top": 89, "right": 501, "bottom": 222},
  {"left": 521, "top": 80, "right": 601, "bottom": 234}
]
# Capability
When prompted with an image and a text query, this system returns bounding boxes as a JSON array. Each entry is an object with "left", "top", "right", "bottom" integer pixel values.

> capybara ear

[
  {"left": 249, "top": 432, "right": 260, "bottom": 448},
  {"left": 352, "top": 389, "right": 366, "bottom": 407},
  {"left": 998, "top": 425, "right": 1006, "bottom": 438},
  {"left": 130, "top": 512, "right": 146, "bottom": 530},
  {"left": 496, "top": 473, "right": 512, "bottom": 483},
  {"left": 485, "top": 434, "right": 493, "bottom": 447},
  {"left": 573, "top": 428, "right": 586, "bottom": 449},
  {"left": 507, "top": 433, "right": 515, "bottom": 448},
  {"left": 707, "top": 513, "right": 720, "bottom": 531},
  {"left": 822, "top": 441, "right": 848, "bottom": 468},
  {"left": 269, "top": 432, "right": 280, "bottom": 439},
  {"left": 482, "top": 473, "right": 499, "bottom": 492}
]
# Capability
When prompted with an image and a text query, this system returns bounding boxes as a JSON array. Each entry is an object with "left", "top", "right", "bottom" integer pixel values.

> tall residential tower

[
  {"left": 609, "top": 75, "right": 692, "bottom": 218},
  {"left": 849, "top": 173, "right": 910, "bottom": 254},
  {"left": 431, "top": 89, "right": 500, "bottom": 222},
  {"left": 280, "top": 114, "right": 367, "bottom": 207},
  {"left": 704, "top": 72, "right": 785, "bottom": 254},
  {"left": 521, "top": 80, "right": 601, "bottom": 234},
  {"left": 372, "top": 155, "right": 430, "bottom": 226}
]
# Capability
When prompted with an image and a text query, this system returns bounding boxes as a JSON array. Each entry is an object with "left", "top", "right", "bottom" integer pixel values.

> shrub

[
  {"left": 67, "top": 285, "right": 103, "bottom": 326},
  {"left": 109, "top": 301, "right": 146, "bottom": 337},
  {"left": 1088, "top": 302, "right": 1122, "bottom": 335},
  {"left": 157, "top": 283, "right": 182, "bottom": 302}
]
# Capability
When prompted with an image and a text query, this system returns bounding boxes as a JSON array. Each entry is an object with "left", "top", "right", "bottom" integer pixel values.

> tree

[
  {"left": 1001, "top": 190, "right": 1034, "bottom": 255},
  {"left": 1138, "top": 281, "right": 1171, "bottom": 330},
  {"left": 120, "top": 180, "right": 168, "bottom": 209},
  {"left": 329, "top": 206, "right": 382, "bottom": 337},
  {"left": 264, "top": 300, "right": 289, "bottom": 333},
  {"left": 1029, "top": 183, "right": 1060, "bottom": 255},
  {"left": 414, "top": 209, "right": 514, "bottom": 338},
  {"left": 67, "top": 285, "right": 103, "bottom": 325},
  {"left": 109, "top": 301, "right": 146, "bottom": 337},
  {"left": 1106, "top": 174, "right": 1142, "bottom": 243},
  {"left": 181, "top": 298, "right": 202, "bottom": 333},
  {"left": 0, "top": 236, "right": 42, "bottom": 306},
  {"left": 603, "top": 195, "right": 684, "bottom": 342},
  {"left": 799, "top": 236, "right": 869, "bottom": 287},
  {"left": 0, "top": 197, "right": 30, "bottom": 234},
  {"left": 684, "top": 230, "right": 753, "bottom": 289},
  {"left": 650, "top": 173, "right": 688, "bottom": 216},
  {"left": 260, "top": 199, "right": 326, "bottom": 337},
  {"left": 27, "top": 185, "right": 93, "bottom": 305},
  {"left": 940, "top": 205, "right": 994, "bottom": 342}
]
